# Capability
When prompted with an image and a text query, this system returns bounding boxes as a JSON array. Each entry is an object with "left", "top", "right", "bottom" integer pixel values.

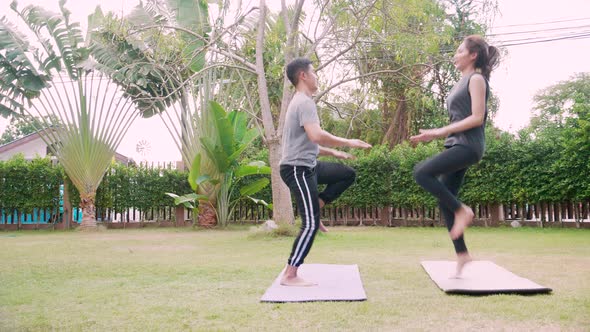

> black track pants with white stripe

[{"left": 280, "top": 162, "right": 356, "bottom": 267}]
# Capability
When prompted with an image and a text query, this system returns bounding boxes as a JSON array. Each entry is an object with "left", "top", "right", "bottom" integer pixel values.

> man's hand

[
  {"left": 332, "top": 150, "right": 355, "bottom": 160},
  {"left": 347, "top": 139, "right": 372, "bottom": 149}
]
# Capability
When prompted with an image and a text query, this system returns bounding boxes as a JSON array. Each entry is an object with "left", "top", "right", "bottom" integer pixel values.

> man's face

[{"left": 301, "top": 65, "right": 319, "bottom": 93}]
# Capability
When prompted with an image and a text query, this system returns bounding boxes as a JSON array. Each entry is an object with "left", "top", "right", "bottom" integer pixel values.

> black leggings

[
  {"left": 280, "top": 161, "right": 356, "bottom": 266},
  {"left": 413, "top": 145, "right": 479, "bottom": 253}
]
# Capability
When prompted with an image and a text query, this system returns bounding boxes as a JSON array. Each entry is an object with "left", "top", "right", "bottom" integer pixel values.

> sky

[
  {"left": 488, "top": 0, "right": 590, "bottom": 132},
  {"left": 0, "top": 0, "right": 589, "bottom": 162}
]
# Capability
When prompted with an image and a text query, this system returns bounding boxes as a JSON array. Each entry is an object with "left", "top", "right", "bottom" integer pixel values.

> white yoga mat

[
  {"left": 260, "top": 264, "right": 367, "bottom": 302},
  {"left": 421, "top": 260, "right": 552, "bottom": 295}
]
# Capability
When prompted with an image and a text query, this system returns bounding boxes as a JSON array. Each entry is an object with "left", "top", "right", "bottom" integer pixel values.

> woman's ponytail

[{"left": 464, "top": 35, "right": 500, "bottom": 80}]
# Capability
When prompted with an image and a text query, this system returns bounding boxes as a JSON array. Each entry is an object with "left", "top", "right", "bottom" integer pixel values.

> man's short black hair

[{"left": 286, "top": 57, "right": 312, "bottom": 86}]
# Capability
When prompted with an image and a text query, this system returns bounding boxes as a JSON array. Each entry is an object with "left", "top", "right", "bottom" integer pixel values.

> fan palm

[
  {"left": 0, "top": 0, "right": 144, "bottom": 229},
  {"left": 89, "top": 0, "right": 259, "bottom": 226}
]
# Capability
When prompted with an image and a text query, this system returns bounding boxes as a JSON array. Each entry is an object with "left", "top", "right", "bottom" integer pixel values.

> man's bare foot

[
  {"left": 280, "top": 276, "right": 317, "bottom": 287},
  {"left": 452, "top": 252, "right": 472, "bottom": 278},
  {"left": 450, "top": 204, "right": 474, "bottom": 240},
  {"left": 280, "top": 265, "right": 317, "bottom": 286}
]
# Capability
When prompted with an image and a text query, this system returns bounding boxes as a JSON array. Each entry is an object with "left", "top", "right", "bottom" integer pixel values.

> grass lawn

[{"left": 0, "top": 226, "right": 589, "bottom": 331}]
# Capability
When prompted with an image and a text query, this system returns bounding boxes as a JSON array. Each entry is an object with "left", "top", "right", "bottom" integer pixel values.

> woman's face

[{"left": 453, "top": 42, "right": 477, "bottom": 71}]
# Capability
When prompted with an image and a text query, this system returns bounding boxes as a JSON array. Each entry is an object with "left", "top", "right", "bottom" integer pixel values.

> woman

[{"left": 410, "top": 35, "right": 499, "bottom": 276}]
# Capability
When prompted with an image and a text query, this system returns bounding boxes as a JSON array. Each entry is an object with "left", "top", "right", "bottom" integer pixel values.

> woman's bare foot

[
  {"left": 280, "top": 276, "right": 317, "bottom": 287},
  {"left": 450, "top": 204, "right": 474, "bottom": 240},
  {"left": 318, "top": 199, "right": 328, "bottom": 232},
  {"left": 453, "top": 252, "right": 472, "bottom": 278}
]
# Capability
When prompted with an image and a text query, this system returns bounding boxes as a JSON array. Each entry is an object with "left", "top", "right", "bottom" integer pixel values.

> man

[{"left": 279, "top": 58, "right": 372, "bottom": 286}]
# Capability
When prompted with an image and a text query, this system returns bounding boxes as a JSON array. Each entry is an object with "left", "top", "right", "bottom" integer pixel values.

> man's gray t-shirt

[{"left": 279, "top": 92, "right": 320, "bottom": 168}]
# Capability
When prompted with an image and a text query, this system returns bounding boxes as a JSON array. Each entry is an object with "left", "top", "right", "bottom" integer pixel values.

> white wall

[{"left": 0, "top": 137, "right": 48, "bottom": 161}]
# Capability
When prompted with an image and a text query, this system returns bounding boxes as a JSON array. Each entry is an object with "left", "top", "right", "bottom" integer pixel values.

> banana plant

[
  {"left": 165, "top": 153, "right": 216, "bottom": 226},
  {"left": 200, "top": 101, "right": 271, "bottom": 227}
]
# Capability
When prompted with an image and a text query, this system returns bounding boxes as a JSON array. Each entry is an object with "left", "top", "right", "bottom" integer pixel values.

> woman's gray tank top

[{"left": 443, "top": 72, "right": 490, "bottom": 159}]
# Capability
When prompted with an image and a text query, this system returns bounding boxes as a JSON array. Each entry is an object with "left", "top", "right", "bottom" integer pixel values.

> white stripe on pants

[{"left": 290, "top": 166, "right": 317, "bottom": 266}]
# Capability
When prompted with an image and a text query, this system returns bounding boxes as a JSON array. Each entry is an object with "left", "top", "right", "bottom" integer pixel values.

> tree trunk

[
  {"left": 17, "top": 210, "right": 22, "bottom": 230},
  {"left": 383, "top": 96, "right": 408, "bottom": 147},
  {"left": 79, "top": 193, "right": 97, "bottom": 231},
  {"left": 490, "top": 203, "right": 501, "bottom": 225},
  {"left": 175, "top": 206, "right": 185, "bottom": 226},
  {"left": 256, "top": 0, "right": 295, "bottom": 225},
  {"left": 381, "top": 93, "right": 391, "bottom": 137},
  {"left": 535, "top": 202, "right": 545, "bottom": 228},
  {"left": 268, "top": 139, "right": 294, "bottom": 224},
  {"left": 572, "top": 203, "right": 582, "bottom": 228},
  {"left": 62, "top": 181, "right": 72, "bottom": 229},
  {"left": 198, "top": 200, "right": 217, "bottom": 227},
  {"left": 179, "top": 91, "right": 193, "bottom": 168}
]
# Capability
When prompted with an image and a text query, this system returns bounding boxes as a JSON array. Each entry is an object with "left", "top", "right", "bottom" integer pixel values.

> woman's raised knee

[{"left": 413, "top": 164, "right": 424, "bottom": 182}]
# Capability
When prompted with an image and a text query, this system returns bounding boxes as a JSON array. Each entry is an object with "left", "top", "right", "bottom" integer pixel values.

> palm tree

[{"left": 0, "top": 0, "right": 143, "bottom": 229}]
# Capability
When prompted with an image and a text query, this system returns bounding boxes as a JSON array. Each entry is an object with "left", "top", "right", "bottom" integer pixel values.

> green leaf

[
  {"left": 21, "top": 75, "right": 47, "bottom": 91},
  {"left": 167, "top": 0, "right": 209, "bottom": 72},
  {"left": 235, "top": 163, "right": 271, "bottom": 178},
  {"left": 86, "top": 6, "right": 105, "bottom": 39},
  {"left": 0, "top": 101, "right": 22, "bottom": 117},
  {"left": 173, "top": 192, "right": 208, "bottom": 206},
  {"left": 239, "top": 178, "right": 269, "bottom": 197},
  {"left": 247, "top": 196, "right": 273, "bottom": 210},
  {"left": 200, "top": 136, "right": 230, "bottom": 173},
  {"left": 182, "top": 41, "right": 206, "bottom": 73},
  {"left": 247, "top": 161, "right": 266, "bottom": 167},
  {"left": 227, "top": 128, "right": 259, "bottom": 161},
  {"left": 181, "top": 202, "right": 195, "bottom": 209},
  {"left": 188, "top": 153, "right": 201, "bottom": 191},
  {"left": 209, "top": 179, "right": 220, "bottom": 185},
  {"left": 165, "top": 192, "right": 180, "bottom": 199},
  {"left": 229, "top": 110, "right": 247, "bottom": 143},
  {"left": 208, "top": 101, "right": 234, "bottom": 156},
  {"left": 196, "top": 174, "right": 212, "bottom": 185},
  {"left": 241, "top": 128, "right": 260, "bottom": 146}
]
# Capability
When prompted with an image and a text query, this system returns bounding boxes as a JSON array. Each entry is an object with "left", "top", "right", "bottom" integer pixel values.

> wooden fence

[
  {"left": 230, "top": 201, "right": 590, "bottom": 229},
  {"left": 2, "top": 200, "right": 589, "bottom": 230}
]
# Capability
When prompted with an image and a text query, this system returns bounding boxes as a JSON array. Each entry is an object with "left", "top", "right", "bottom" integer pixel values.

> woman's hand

[{"left": 410, "top": 128, "right": 447, "bottom": 143}]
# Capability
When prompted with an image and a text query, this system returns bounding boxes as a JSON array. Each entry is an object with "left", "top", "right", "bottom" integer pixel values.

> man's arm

[{"left": 304, "top": 123, "right": 371, "bottom": 149}]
